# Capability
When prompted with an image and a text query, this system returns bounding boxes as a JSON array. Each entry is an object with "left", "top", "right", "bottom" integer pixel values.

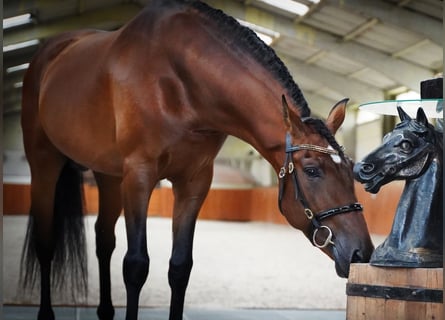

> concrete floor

[
  {"left": 3, "top": 306, "right": 347, "bottom": 320},
  {"left": 3, "top": 215, "right": 384, "bottom": 319}
]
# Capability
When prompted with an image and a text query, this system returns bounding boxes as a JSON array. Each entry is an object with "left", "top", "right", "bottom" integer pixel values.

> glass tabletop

[{"left": 359, "top": 99, "right": 443, "bottom": 118}]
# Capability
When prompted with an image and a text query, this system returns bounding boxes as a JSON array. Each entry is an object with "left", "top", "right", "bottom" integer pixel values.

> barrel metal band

[{"left": 346, "top": 283, "right": 443, "bottom": 303}]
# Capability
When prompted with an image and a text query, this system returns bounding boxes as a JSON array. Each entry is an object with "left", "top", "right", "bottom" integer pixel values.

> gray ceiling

[{"left": 3, "top": 0, "right": 443, "bottom": 118}]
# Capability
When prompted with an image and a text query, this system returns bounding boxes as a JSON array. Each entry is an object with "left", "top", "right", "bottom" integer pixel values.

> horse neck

[
  {"left": 398, "top": 153, "right": 442, "bottom": 217},
  {"left": 120, "top": 5, "right": 308, "bottom": 172},
  {"left": 385, "top": 152, "right": 442, "bottom": 249},
  {"left": 175, "top": 40, "right": 299, "bottom": 172},
  {"left": 228, "top": 82, "right": 299, "bottom": 169},
  {"left": 204, "top": 67, "right": 290, "bottom": 169}
]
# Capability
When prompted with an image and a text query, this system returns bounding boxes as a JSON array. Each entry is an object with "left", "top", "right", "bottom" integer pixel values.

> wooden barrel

[{"left": 346, "top": 263, "right": 443, "bottom": 320}]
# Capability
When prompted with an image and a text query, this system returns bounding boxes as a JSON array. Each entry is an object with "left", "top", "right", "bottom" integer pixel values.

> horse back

[{"left": 22, "top": 2, "right": 228, "bottom": 178}]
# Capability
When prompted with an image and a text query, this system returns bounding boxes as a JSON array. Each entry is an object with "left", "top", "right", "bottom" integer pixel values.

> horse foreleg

[
  {"left": 168, "top": 167, "right": 213, "bottom": 320},
  {"left": 121, "top": 164, "right": 156, "bottom": 320},
  {"left": 94, "top": 173, "right": 123, "bottom": 320}
]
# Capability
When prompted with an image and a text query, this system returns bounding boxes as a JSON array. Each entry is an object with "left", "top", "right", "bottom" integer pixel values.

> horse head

[
  {"left": 279, "top": 96, "right": 374, "bottom": 278},
  {"left": 354, "top": 107, "right": 439, "bottom": 194}
]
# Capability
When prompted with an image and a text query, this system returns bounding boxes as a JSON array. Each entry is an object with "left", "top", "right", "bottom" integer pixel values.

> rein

[{"left": 278, "top": 132, "right": 363, "bottom": 248}]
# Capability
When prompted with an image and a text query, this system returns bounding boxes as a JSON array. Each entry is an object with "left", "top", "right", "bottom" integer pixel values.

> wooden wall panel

[
  {"left": 3, "top": 184, "right": 30, "bottom": 215},
  {"left": 355, "top": 181, "right": 402, "bottom": 235},
  {"left": 3, "top": 181, "right": 405, "bottom": 235}
]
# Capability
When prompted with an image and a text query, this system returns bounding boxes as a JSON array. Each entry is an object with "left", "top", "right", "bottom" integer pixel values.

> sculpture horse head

[
  {"left": 354, "top": 107, "right": 441, "bottom": 193},
  {"left": 354, "top": 107, "right": 443, "bottom": 267}
]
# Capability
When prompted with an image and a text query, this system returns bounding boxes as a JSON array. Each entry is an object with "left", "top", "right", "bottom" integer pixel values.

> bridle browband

[{"left": 278, "top": 132, "right": 363, "bottom": 248}]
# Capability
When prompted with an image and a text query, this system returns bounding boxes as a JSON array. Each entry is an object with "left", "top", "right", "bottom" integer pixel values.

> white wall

[
  {"left": 3, "top": 113, "right": 30, "bottom": 183},
  {"left": 355, "top": 119, "right": 383, "bottom": 162}
]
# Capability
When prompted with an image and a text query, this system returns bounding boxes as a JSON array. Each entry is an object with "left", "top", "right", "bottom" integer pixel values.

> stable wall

[{"left": 3, "top": 181, "right": 400, "bottom": 235}]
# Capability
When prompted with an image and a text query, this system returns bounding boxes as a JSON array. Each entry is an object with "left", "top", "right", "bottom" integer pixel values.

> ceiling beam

[
  {"left": 206, "top": 0, "right": 434, "bottom": 92},
  {"left": 280, "top": 52, "right": 384, "bottom": 104},
  {"left": 3, "top": 0, "right": 438, "bottom": 116},
  {"left": 3, "top": 3, "right": 141, "bottom": 47},
  {"left": 325, "top": 0, "right": 442, "bottom": 45},
  {"left": 328, "top": 41, "right": 434, "bottom": 92},
  {"left": 299, "top": 92, "right": 338, "bottom": 119},
  {"left": 342, "top": 17, "right": 379, "bottom": 42}
]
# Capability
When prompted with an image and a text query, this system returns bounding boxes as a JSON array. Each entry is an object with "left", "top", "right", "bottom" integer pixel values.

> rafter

[{"left": 4, "top": 3, "right": 141, "bottom": 47}]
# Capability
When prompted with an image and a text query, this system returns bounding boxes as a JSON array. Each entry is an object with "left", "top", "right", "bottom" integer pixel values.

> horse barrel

[{"left": 346, "top": 264, "right": 443, "bottom": 320}]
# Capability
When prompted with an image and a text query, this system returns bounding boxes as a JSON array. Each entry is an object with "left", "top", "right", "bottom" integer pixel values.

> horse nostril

[
  {"left": 361, "top": 163, "right": 374, "bottom": 173},
  {"left": 388, "top": 166, "right": 397, "bottom": 175},
  {"left": 351, "top": 250, "right": 364, "bottom": 263}
]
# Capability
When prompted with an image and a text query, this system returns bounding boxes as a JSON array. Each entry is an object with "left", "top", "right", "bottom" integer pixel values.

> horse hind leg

[
  {"left": 168, "top": 164, "right": 214, "bottom": 320},
  {"left": 21, "top": 142, "right": 87, "bottom": 320},
  {"left": 21, "top": 156, "right": 64, "bottom": 320},
  {"left": 93, "top": 172, "right": 123, "bottom": 320}
]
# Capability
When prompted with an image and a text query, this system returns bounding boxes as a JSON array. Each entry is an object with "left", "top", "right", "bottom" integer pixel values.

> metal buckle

[
  {"left": 288, "top": 162, "right": 294, "bottom": 174},
  {"left": 279, "top": 167, "right": 286, "bottom": 179},
  {"left": 304, "top": 208, "right": 314, "bottom": 220},
  {"left": 313, "top": 225, "right": 334, "bottom": 248}
]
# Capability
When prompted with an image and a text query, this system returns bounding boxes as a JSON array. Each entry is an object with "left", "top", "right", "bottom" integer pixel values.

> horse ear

[
  {"left": 282, "top": 94, "right": 306, "bottom": 134},
  {"left": 416, "top": 107, "right": 428, "bottom": 126},
  {"left": 282, "top": 95, "right": 292, "bottom": 132},
  {"left": 397, "top": 106, "right": 411, "bottom": 121},
  {"left": 326, "top": 98, "right": 348, "bottom": 134}
]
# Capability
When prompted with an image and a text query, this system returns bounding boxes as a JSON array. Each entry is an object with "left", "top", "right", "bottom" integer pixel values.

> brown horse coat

[{"left": 21, "top": 1, "right": 373, "bottom": 320}]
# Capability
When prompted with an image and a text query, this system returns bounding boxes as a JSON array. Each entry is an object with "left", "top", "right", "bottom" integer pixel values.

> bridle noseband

[{"left": 278, "top": 132, "right": 363, "bottom": 248}]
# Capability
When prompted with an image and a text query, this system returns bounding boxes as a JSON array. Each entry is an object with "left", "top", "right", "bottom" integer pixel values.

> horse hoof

[
  {"left": 97, "top": 305, "right": 115, "bottom": 320},
  {"left": 38, "top": 308, "right": 55, "bottom": 320}
]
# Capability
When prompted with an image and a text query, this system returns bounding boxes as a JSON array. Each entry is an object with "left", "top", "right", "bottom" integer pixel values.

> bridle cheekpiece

[{"left": 278, "top": 132, "right": 363, "bottom": 248}]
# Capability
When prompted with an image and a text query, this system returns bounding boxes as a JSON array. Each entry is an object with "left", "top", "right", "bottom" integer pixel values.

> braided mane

[
  {"left": 185, "top": 1, "right": 351, "bottom": 153},
  {"left": 189, "top": 1, "right": 310, "bottom": 117},
  {"left": 304, "top": 118, "right": 345, "bottom": 158}
]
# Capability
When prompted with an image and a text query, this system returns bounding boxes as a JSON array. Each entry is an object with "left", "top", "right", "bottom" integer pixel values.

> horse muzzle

[
  {"left": 331, "top": 238, "right": 373, "bottom": 278},
  {"left": 353, "top": 161, "right": 386, "bottom": 194}
]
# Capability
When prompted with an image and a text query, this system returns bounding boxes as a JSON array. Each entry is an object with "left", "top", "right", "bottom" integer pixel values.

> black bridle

[{"left": 278, "top": 132, "right": 363, "bottom": 248}]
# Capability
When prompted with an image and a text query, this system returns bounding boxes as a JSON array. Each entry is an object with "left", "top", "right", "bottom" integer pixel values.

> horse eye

[
  {"left": 304, "top": 167, "right": 320, "bottom": 178},
  {"left": 399, "top": 140, "right": 412, "bottom": 153}
]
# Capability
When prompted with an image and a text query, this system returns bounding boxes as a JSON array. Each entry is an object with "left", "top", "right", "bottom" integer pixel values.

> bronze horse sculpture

[
  {"left": 354, "top": 107, "right": 442, "bottom": 267},
  {"left": 20, "top": 1, "right": 373, "bottom": 319}
]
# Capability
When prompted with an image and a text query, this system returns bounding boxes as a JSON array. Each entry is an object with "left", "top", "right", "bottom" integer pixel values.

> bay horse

[
  {"left": 354, "top": 107, "right": 442, "bottom": 267},
  {"left": 20, "top": 1, "right": 373, "bottom": 319}
]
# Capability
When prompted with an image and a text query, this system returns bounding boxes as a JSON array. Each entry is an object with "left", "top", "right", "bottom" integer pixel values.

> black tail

[{"left": 20, "top": 162, "right": 88, "bottom": 300}]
